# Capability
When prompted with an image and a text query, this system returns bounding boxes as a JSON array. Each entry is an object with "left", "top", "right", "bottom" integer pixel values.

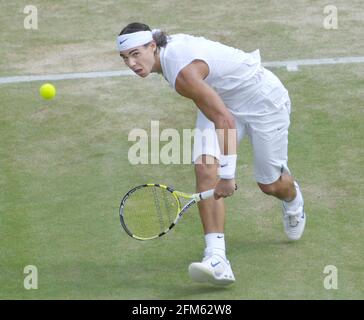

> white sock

[
  {"left": 284, "top": 182, "right": 303, "bottom": 212},
  {"left": 204, "top": 233, "right": 226, "bottom": 258}
]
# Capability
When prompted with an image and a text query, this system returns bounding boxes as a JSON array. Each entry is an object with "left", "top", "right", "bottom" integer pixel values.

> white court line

[
  {"left": 0, "top": 56, "right": 364, "bottom": 84},
  {"left": 263, "top": 56, "right": 364, "bottom": 67},
  {"left": 0, "top": 70, "right": 134, "bottom": 84}
]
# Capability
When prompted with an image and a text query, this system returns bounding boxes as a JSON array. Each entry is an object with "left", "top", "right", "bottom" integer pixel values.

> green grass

[
  {"left": 1, "top": 0, "right": 364, "bottom": 76},
  {"left": 0, "top": 0, "right": 363, "bottom": 299}
]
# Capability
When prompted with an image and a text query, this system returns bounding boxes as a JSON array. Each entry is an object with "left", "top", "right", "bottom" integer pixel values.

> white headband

[{"left": 117, "top": 31, "right": 153, "bottom": 52}]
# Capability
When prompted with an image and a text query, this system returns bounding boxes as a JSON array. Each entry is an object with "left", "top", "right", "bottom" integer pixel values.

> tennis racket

[{"left": 119, "top": 183, "right": 215, "bottom": 241}]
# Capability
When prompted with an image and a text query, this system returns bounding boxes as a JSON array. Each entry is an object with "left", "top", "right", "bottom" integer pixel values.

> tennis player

[{"left": 117, "top": 22, "right": 306, "bottom": 286}]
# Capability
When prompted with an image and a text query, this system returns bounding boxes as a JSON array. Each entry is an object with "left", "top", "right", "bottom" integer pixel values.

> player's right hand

[{"left": 214, "top": 179, "right": 236, "bottom": 200}]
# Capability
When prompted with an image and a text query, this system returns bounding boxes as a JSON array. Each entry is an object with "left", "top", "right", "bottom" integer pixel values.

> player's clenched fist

[{"left": 214, "top": 179, "right": 236, "bottom": 199}]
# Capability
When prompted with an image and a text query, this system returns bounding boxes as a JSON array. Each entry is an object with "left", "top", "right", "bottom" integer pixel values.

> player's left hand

[{"left": 214, "top": 179, "right": 236, "bottom": 200}]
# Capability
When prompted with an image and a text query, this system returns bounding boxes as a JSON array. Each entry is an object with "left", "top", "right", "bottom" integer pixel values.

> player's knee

[
  {"left": 194, "top": 156, "right": 218, "bottom": 184},
  {"left": 195, "top": 163, "right": 217, "bottom": 181},
  {"left": 258, "top": 181, "right": 279, "bottom": 196}
]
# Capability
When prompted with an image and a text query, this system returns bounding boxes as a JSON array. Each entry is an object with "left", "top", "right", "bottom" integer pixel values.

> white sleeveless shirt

[{"left": 159, "top": 34, "right": 288, "bottom": 114}]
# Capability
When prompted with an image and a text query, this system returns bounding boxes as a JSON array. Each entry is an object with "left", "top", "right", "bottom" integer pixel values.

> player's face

[{"left": 120, "top": 42, "right": 157, "bottom": 78}]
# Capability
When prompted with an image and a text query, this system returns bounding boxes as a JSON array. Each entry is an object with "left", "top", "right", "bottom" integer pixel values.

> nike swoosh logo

[
  {"left": 217, "top": 235, "right": 224, "bottom": 238},
  {"left": 220, "top": 164, "right": 227, "bottom": 168},
  {"left": 119, "top": 39, "right": 128, "bottom": 45},
  {"left": 211, "top": 262, "right": 221, "bottom": 268}
]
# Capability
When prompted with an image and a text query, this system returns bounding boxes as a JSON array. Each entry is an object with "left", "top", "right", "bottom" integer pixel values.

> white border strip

[{"left": 0, "top": 56, "right": 364, "bottom": 84}]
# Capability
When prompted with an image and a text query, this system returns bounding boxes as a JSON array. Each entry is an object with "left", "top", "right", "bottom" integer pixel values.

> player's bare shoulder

[{"left": 175, "top": 61, "right": 209, "bottom": 99}]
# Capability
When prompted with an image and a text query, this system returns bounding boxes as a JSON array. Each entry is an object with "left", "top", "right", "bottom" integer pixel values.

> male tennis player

[{"left": 117, "top": 22, "right": 306, "bottom": 286}]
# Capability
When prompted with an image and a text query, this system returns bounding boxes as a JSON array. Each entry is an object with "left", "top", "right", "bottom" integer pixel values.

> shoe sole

[{"left": 188, "top": 263, "right": 235, "bottom": 286}]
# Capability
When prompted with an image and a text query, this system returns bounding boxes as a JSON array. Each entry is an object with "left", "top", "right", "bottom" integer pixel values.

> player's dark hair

[{"left": 119, "top": 22, "right": 168, "bottom": 48}]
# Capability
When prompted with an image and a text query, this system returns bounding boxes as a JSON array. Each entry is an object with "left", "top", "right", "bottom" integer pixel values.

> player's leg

[
  {"left": 257, "top": 173, "right": 296, "bottom": 202},
  {"left": 249, "top": 98, "right": 306, "bottom": 241},
  {"left": 190, "top": 154, "right": 235, "bottom": 285},
  {"left": 195, "top": 155, "right": 225, "bottom": 235},
  {"left": 258, "top": 179, "right": 305, "bottom": 241},
  {"left": 192, "top": 111, "right": 228, "bottom": 257},
  {"left": 188, "top": 111, "right": 237, "bottom": 285}
]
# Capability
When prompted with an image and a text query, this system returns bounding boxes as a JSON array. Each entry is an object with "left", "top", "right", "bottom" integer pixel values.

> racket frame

[{"left": 119, "top": 183, "right": 213, "bottom": 240}]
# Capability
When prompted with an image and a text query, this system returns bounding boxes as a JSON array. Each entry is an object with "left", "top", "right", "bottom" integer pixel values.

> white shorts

[{"left": 193, "top": 69, "right": 292, "bottom": 184}]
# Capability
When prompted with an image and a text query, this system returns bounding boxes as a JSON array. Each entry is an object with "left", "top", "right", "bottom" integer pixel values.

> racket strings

[
  {"left": 151, "top": 186, "right": 167, "bottom": 232},
  {"left": 121, "top": 186, "right": 178, "bottom": 239},
  {"left": 162, "top": 189, "right": 175, "bottom": 225}
]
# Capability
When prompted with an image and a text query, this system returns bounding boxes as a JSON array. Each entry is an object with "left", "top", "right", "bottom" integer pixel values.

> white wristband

[{"left": 219, "top": 154, "right": 237, "bottom": 180}]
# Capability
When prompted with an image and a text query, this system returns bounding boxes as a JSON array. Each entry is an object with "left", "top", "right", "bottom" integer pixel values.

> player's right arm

[{"left": 175, "top": 60, "right": 237, "bottom": 198}]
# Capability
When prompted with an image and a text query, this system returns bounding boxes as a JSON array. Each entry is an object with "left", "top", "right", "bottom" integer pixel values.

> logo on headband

[{"left": 119, "top": 39, "right": 127, "bottom": 45}]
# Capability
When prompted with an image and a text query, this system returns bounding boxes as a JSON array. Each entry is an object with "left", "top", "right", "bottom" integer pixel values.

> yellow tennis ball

[{"left": 40, "top": 83, "right": 56, "bottom": 100}]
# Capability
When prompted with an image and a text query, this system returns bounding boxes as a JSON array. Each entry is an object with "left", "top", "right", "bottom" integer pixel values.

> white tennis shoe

[
  {"left": 188, "top": 254, "right": 235, "bottom": 286},
  {"left": 282, "top": 181, "right": 306, "bottom": 241}
]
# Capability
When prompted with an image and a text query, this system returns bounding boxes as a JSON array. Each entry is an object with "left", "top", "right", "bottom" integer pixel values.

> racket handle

[
  {"left": 199, "top": 184, "right": 238, "bottom": 201},
  {"left": 199, "top": 189, "right": 215, "bottom": 200}
]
